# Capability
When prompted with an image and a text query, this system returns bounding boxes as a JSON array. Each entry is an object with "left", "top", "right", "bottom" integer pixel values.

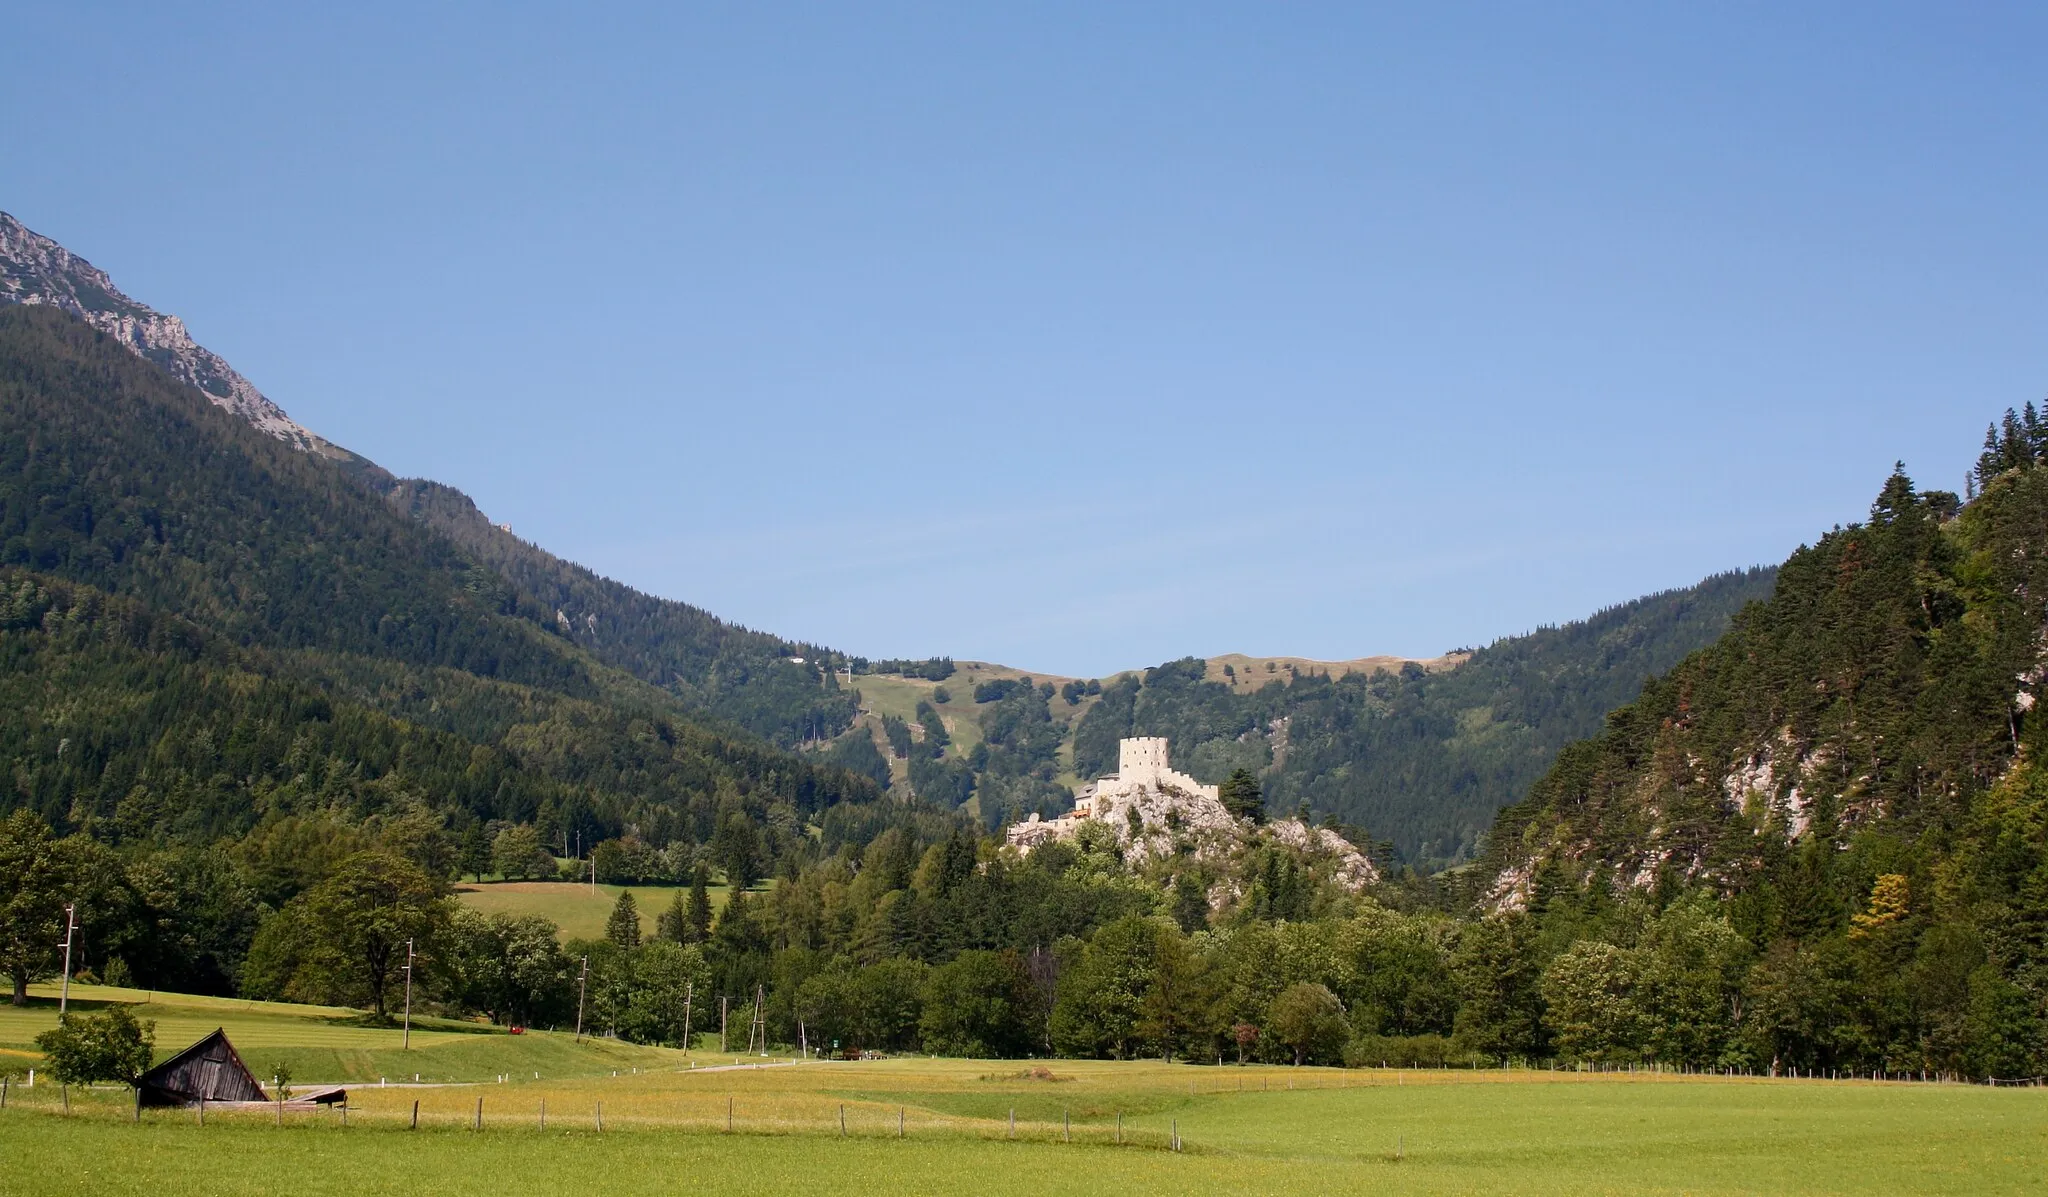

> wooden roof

[{"left": 137, "top": 1028, "right": 268, "bottom": 1107}]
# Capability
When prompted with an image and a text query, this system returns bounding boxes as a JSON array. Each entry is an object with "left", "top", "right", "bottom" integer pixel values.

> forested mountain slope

[
  {"left": 1460, "top": 422, "right": 2048, "bottom": 1074},
  {"left": 1047, "top": 569, "right": 1774, "bottom": 869},
  {"left": 1481, "top": 453, "right": 2030, "bottom": 901},
  {"left": 0, "top": 210, "right": 338, "bottom": 455},
  {"left": 0, "top": 210, "right": 857, "bottom": 748},
  {"left": 375, "top": 477, "right": 855, "bottom": 747},
  {"left": 0, "top": 211, "right": 1771, "bottom": 865},
  {"left": 0, "top": 305, "right": 878, "bottom": 894}
]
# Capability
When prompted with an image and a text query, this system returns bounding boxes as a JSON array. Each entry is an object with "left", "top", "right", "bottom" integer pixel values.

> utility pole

[
  {"left": 681, "top": 982, "right": 693, "bottom": 1055},
  {"left": 574, "top": 956, "right": 590, "bottom": 1041},
  {"left": 57, "top": 904, "right": 77, "bottom": 1016},
  {"left": 720, "top": 996, "right": 728, "bottom": 1053},
  {"left": 589, "top": 855, "right": 597, "bottom": 897},
  {"left": 402, "top": 938, "right": 416, "bottom": 1049}
]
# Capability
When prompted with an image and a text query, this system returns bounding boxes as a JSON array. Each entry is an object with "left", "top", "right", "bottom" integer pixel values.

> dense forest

[
  {"left": 5, "top": 300, "right": 2044, "bottom": 1080},
  {"left": 374, "top": 476, "right": 858, "bottom": 748},
  {"left": 1472, "top": 414, "right": 2048, "bottom": 1077}
]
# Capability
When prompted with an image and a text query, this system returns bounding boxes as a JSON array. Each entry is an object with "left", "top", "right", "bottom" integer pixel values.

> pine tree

[
  {"left": 457, "top": 825, "right": 490, "bottom": 883},
  {"left": 656, "top": 887, "right": 691, "bottom": 945},
  {"left": 606, "top": 890, "right": 642, "bottom": 950},
  {"left": 1218, "top": 768, "right": 1264, "bottom": 824},
  {"left": 685, "top": 865, "right": 714, "bottom": 944}
]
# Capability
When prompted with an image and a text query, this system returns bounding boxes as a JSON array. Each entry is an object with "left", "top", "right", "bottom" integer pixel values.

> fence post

[
  {"left": 2, "top": 1076, "right": 8, "bottom": 1108},
  {"left": 474, "top": 1097, "right": 482, "bottom": 1131},
  {"left": 1008, "top": 1107, "right": 1014, "bottom": 1138},
  {"left": 596, "top": 1102, "right": 603, "bottom": 1132},
  {"left": 1064, "top": 1108, "right": 1070, "bottom": 1142},
  {"left": 410, "top": 1100, "right": 419, "bottom": 1130},
  {"left": 899, "top": 1106, "right": 905, "bottom": 1137},
  {"left": 198, "top": 1096, "right": 205, "bottom": 1126},
  {"left": 1116, "top": 1111, "right": 1122, "bottom": 1143},
  {"left": 726, "top": 1096, "right": 732, "bottom": 1132},
  {"left": 539, "top": 1098, "right": 545, "bottom": 1131},
  {"left": 839, "top": 1104, "right": 846, "bottom": 1136},
  {"left": 1172, "top": 1118, "right": 1179, "bottom": 1152}
]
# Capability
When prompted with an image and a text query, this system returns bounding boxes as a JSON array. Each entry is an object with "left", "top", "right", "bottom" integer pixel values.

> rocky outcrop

[
  {"left": 0, "top": 211, "right": 340, "bottom": 456},
  {"left": 1006, "top": 736, "right": 1380, "bottom": 891}
]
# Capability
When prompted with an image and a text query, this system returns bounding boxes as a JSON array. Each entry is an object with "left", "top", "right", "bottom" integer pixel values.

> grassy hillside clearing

[
  {"left": 1201, "top": 651, "right": 1464, "bottom": 692},
  {"left": 0, "top": 1055, "right": 2038, "bottom": 1195},
  {"left": 0, "top": 984, "right": 681, "bottom": 1085},
  {"left": 839, "top": 653, "right": 1466, "bottom": 798},
  {"left": 453, "top": 882, "right": 749, "bottom": 943}
]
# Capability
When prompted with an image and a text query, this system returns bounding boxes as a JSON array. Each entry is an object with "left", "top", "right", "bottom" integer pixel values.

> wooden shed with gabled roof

[{"left": 137, "top": 1028, "right": 269, "bottom": 1107}]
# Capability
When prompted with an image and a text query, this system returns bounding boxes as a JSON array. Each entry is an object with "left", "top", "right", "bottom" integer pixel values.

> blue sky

[{"left": 5, "top": 3, "right": 2042, "bottom": 676}]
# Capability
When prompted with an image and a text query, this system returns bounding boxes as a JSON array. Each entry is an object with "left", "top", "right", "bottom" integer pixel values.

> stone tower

[{"left": 1118, "top": 736, "right": 1171, "bottom": 784}]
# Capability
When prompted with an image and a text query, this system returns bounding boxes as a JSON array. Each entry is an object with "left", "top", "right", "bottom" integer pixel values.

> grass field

[
  {"left": 1, "top": 1024, "right": 2041, "bottom": 1195},
  {"left": 453, "top": 881, "right": 750, "bottom": 942},
  {"left": 0, "top": 984, "right": 683, "bottom": 1085}
]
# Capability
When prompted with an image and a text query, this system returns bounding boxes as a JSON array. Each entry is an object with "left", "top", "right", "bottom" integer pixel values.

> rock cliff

[{"left": 0, "top": 210, "right": 340, "bottom": 456}]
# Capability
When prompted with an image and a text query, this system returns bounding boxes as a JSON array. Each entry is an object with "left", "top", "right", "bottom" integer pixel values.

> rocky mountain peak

[{"left": 0, "top": 210, "right": 341, "bottom": 456}]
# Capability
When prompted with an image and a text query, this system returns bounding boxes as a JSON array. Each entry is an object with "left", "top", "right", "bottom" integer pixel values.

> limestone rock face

[
  {"left": 1264, "top": 817, "right": 1380, "bottom": 891},
  {"left": 1005, "top": 736, "right": 1380, "bottom": 891},
  {"left": 0, "top": 211, "right": 340, "bottom": 456}
]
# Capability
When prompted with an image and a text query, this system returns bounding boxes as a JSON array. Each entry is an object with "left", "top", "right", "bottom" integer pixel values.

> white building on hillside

[
  {"left": 1072, "top": 736, "right": 1219, "bottom": 817},
  {"left": 1008, "top": 736, "right": 1225, "bottom": 853}
]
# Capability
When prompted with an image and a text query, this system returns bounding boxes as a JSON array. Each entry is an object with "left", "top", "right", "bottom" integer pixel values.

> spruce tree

[
  {"left": 656, "top": 887, "right": 691, "bottom": 945},
  {"left": 605, "top": 890, "right": 642, "bottom": 950},
  {"left": 685, "top": 865, "right": 714, "bottom": 944},
  {"left": 457, "top": 825, "right": 490, "bottom": 883},
  {"left": 1218, "top": 768, "right": 1264, "bottom": 824}
]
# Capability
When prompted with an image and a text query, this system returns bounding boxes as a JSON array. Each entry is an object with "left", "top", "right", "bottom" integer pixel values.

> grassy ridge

[{"left": 0, "top": 1060, "right": 2038, "bottom": 1194}]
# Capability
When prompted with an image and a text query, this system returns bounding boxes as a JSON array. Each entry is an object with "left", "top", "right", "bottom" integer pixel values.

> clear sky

[{"left": 5, "top": 4, "right": 2042, "bottom": 676}]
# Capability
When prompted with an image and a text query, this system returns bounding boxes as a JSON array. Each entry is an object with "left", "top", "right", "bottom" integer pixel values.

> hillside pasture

[{"left": 453, "top": 881, "right": 744, "bottom": 942}]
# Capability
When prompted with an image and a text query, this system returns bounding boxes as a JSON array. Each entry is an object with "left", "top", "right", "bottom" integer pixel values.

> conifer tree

[
  {"left": 685, "top": 865, "right": 715, "bottom": 944},
  {"left": 656, "top": 887, "right": 691, "bottom": 945},
  {"left": 1218, "top": 768, "right": 1264, "bottom": 824},
  {"left": 606, "top": 890, "right": 642, "bottom": 950},
  {"left": 457, "top": 825, "right": 490, "bottom": 883}
]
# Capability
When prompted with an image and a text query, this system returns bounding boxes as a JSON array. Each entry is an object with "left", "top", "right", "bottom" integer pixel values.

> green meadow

[
  {"left": 451, "top": 880, "right": 746, "bottom": 942},
  {"left": 0, "top": 984, "right": 678, "bottom": 1085},
  {"left": 1, "top": 986, "right": 2040, "bottom": 1195}
]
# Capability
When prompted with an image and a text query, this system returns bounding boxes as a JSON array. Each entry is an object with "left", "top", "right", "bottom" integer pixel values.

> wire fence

[{"left": 0, "top": 1084, "right": 1191, "bottom": 1152}]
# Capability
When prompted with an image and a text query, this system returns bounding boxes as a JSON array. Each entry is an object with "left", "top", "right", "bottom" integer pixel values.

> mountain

[
  {"left": 375, "top": 477, "right": 857, "bottom": 747},
  {"left": 0, "top": 210, "right": 858, "bottom": 749},
  {"left": 1056, "top": 569, "right": 1777, "bottom": 870},
  {"left": 0, "top": 209, "right": 1770, "bottom": 870},
  {"left": 1477, "top": 454, "right": 2017, "bottom": 904},
  {"left": 1439, "top": 426, "right": 2048, "bottom": 1077},
  {"left": 0, "top": 211, "right": 338, "bottom": 456},
  {"left": 0, "top": 303, "right": 878, "bottom": 892},
  {"left": 814, "top": 571, "right": 1771, "bottom": 873}
]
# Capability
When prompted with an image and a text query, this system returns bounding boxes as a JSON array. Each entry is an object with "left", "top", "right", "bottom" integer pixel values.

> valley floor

[{"left": 2, "top": 1057, "right": 2039, "bottom": 1195}]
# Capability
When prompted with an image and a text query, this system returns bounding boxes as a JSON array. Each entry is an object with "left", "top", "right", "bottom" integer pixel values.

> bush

[
  {"left": 1345, "top": 1032, "right": 1456, "bottom": 1069},
  {"left": 34, "top": 1005, "right": 155, "bottom": 1085}
]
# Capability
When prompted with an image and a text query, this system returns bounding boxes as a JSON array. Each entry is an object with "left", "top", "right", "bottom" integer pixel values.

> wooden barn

[{"left": 137, "top": 1028, "right": 344, "bottom": 1108}]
